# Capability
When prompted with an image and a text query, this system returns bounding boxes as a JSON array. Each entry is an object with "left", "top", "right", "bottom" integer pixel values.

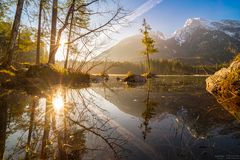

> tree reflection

[
  {"left": 0, "top": 91, "right": 9, "bottom": 159},
  {"left": 0, "top": 86, "right": 125, "bottom": 159},
  {"left": 140, "top": 80, "right": 158, "bottom": 140},
  {"left": 40, "top": 96, "right": 51, "bottom": 159},
  {"left": 25, "top": 96, "right": 37, "bottom": 160}
]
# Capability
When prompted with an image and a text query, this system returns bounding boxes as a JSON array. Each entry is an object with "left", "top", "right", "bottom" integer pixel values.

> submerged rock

[
  {"left": 90, "top": 74, "right": 109, "bottom": 83},
  {"left": 116, "top": 77, "right": 121, "bottom": 81},
  {"left": 206, "top": 55, "right": 240, "bottom": 99}
]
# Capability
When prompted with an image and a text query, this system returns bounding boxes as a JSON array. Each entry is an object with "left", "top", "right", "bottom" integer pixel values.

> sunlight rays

[{"left": 52, "top": 91, "right": 64, "bottom": 112}]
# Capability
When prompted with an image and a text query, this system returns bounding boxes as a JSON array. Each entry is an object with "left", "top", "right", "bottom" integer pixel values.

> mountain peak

[
  {"left": 183, "top": 18, "right": 214, "bottom": 29},
  {"left": 174, "top": 18, "right": 211, "bottom": 46},
  {"left": 174, "top": 18, "right": 240, "bottom": 45}
]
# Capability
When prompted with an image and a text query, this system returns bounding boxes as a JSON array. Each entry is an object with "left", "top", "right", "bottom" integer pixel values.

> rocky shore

[{"left": 206, "top": 55, "right": 240, "bottom": 120}]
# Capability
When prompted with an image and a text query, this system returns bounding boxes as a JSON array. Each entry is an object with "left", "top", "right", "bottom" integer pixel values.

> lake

[{"left": 0, "top": 76, "right": 239, "bottom": 160}]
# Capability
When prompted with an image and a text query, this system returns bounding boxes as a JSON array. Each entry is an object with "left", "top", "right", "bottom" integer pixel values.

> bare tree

[
  {"left": 47, "top": 0, "right": 126, "bottom": 65},
  {"left": 64, "top": 0, "right": 75, "bottom": 69}
]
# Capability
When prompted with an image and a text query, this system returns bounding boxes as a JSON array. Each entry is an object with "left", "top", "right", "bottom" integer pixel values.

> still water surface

[{"left": 0, "top": 76, "right": 239, "bottom": 160}]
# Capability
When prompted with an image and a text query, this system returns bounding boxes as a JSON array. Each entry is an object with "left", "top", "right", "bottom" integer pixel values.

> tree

[
  {"left": 47, "top": 0, "right": 125, "bottom": 65},
  {"left": 36, "top": 0, "right": 44, "bottom": 65},
  {"left": 0, "top": 96, "right": 8, "bottom": 159},
  {"left": 64, "top": 0, "right": 76, "bottom": 69},
  {"left": 2, "top": 0, "right": 25, "bottom": 67},
  {"left": 0, "top": 0, "right": 9, "bottom": 21},
  {"left": 0, "top": 21, "right": 11, "bottom": 58},
  {"left": 48, "top": 0, "right": 58, "bottom": 64},
  {"left": 140, "top": 19, "right": 157, "bottom": 74}
]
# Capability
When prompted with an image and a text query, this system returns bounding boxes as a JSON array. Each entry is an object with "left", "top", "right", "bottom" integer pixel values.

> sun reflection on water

[{"left": 52, "top": 91, "right": 64, "bottom": 112}]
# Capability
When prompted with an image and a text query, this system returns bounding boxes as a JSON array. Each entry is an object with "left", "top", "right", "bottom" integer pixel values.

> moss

[
  {"left": 26, "top": 64, "right": 90, "bottom": 85},
  {"left": 1, "top": 64, "right": 90, "bottom": 91},
  {"left": 234, "top": 54, "right": 240, "bottom": 62},
  {"left": 126, "top": 71, "right": 134, "bottom": 77},
  {"left": 214, "top": 54, "right": 240, "bottom": 99},
  {"left": 218, "top": 71, "right": 238, "bottom": 98},
  {"left": 142, "top": 72, "right": 157, "bottom": 78},
  {"left": 0, "top": 70, "right": 15, "bottom": 76}
]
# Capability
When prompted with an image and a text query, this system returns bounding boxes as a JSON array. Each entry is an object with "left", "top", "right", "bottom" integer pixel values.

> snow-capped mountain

[
  {"left": 100, "top": 18, "right": 240, "bottom": 65},
  {"left": 174, "top": 18, "right": 240, "bottom": 46}
]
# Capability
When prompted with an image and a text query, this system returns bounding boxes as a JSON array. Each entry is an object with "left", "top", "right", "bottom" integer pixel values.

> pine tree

[{"left": 140, "top": 19, "right": 157, "bottom": 74}]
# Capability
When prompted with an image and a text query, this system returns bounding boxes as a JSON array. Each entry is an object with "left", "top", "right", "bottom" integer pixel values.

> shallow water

[{"left": 0, "top": 76, "right": 239, "bottom": 160}]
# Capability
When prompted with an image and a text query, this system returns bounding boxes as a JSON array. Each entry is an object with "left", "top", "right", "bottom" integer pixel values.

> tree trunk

[
  {"left": 48, "top": 0, "right": 58, "bottom": 64},
  {"left": 0, "top": 100, "right": 8, "bottom": 159},
  {"left": 36, "top": 0, "right": 44, "bottom": 65},
  {"left": 40, "top": 98, "right": 51, "bottom": 159},
  {"left": 2, "top": 0, "right": 24, "bottom": 67},
  {"left": 25, "top": 97, "right": 37, "bottom": 160},
  {"left": 146, "top": 52, "right": 151, "bottom": 73},
  {"left": 64, "top": 0, "right": 75, "bottom": 69}
]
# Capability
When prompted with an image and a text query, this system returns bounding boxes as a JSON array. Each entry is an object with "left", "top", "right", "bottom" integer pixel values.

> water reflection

[
  {"left": 140, "top": 80, "right": 158, "bottom": 140},
  {"left": 52, "top": 90, "right": 64, "bottom": 112},
  {"left": 0, "top": 76, "right": 240, "bottom": 160},
  {"left": 0, "top": 92, "right": 8, "bottom": 159},
  {"left": 0, "top": 87, "right": 126, "bottom": 160},
  {"left": 91, "top": 77, "right": 240, "bottom": 159}
]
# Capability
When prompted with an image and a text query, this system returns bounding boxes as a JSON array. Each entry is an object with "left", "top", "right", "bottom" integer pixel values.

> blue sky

[
  {"left": 118, "top": 0, "right": 240, "bottom": 36},
  {"left": 11, "top": 0, "right": 240, "bottom": 59}
]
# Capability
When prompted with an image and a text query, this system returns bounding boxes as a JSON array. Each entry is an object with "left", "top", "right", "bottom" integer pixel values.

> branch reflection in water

[
  {"left": 1, "top": 76, "right": 240, "bottom": 160},
  {"left": 0, "top": 86, "right": 126, "bottom": 160}
]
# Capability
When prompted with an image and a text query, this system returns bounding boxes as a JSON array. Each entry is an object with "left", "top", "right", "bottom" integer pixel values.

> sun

[{"left": 52, "top": 93, "right": 64, "bottom": 111}]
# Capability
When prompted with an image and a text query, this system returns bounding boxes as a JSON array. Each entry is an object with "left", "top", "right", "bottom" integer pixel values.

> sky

[
  {"left": 10, "top": 0, "right": 240, "bottom": 60},
  {"left": 152, "top": 0, "right": 240, "bottom": 34},
  {"left": 118, "top": 0, "right": 240, "bottom": 37},
  {"left": 90, "top": 0, "right": 240, "bottom": 59}
]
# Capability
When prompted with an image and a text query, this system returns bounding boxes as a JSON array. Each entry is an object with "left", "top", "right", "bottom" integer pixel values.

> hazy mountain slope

[
  {"left": 100, "top": 18, "right": 240, "bottom": 65},
  {"left": 100, "top": 33, "right": 172, "bottom": 62},
  {"left": 101, "top": 35, "right": 145, "bottom": 62}
]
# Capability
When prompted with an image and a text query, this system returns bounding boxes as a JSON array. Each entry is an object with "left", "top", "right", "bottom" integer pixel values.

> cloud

[
  {"left": 56, "top": 0, "right": 164, "bottom": 61},
  {"left": 127, "top": 0, "right": 164, "bottom": 22},
  {"left": 112, "top": 0, "right": 164, "bottom": 32},
  {"left": 99, "top": 1, "right": 163, "bottom": 47},
  {"left": 93, "top": 0, "right": 164, "bottom": 59}
]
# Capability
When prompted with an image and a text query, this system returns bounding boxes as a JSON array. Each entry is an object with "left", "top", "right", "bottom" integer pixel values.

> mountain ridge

[{"left": 99, "top": 18, "right": 240, "bottom": 65}]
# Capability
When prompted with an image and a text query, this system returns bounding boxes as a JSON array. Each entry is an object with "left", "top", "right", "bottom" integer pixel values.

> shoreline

[{"left": 95, "top": 74, "right": 211, "bottom": 77}]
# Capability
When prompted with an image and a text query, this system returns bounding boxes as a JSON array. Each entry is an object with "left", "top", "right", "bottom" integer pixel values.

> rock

[
  {"left": 123, "top": 74, "right": 146, "bottom": 83},
  {"left": 219, "top": 97, "right": 240, "bottom": 121},
  {"left": 206, "top": 55, "right": 240, "bottom": 99},
  {"left": 100, "top": 73, "right": 109, "bottom": 81}
]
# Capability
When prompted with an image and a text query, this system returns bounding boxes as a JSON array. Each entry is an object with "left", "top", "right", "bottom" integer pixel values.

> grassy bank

[{"left": 0, "top": 64, "right": 90, "bottom": 91}]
